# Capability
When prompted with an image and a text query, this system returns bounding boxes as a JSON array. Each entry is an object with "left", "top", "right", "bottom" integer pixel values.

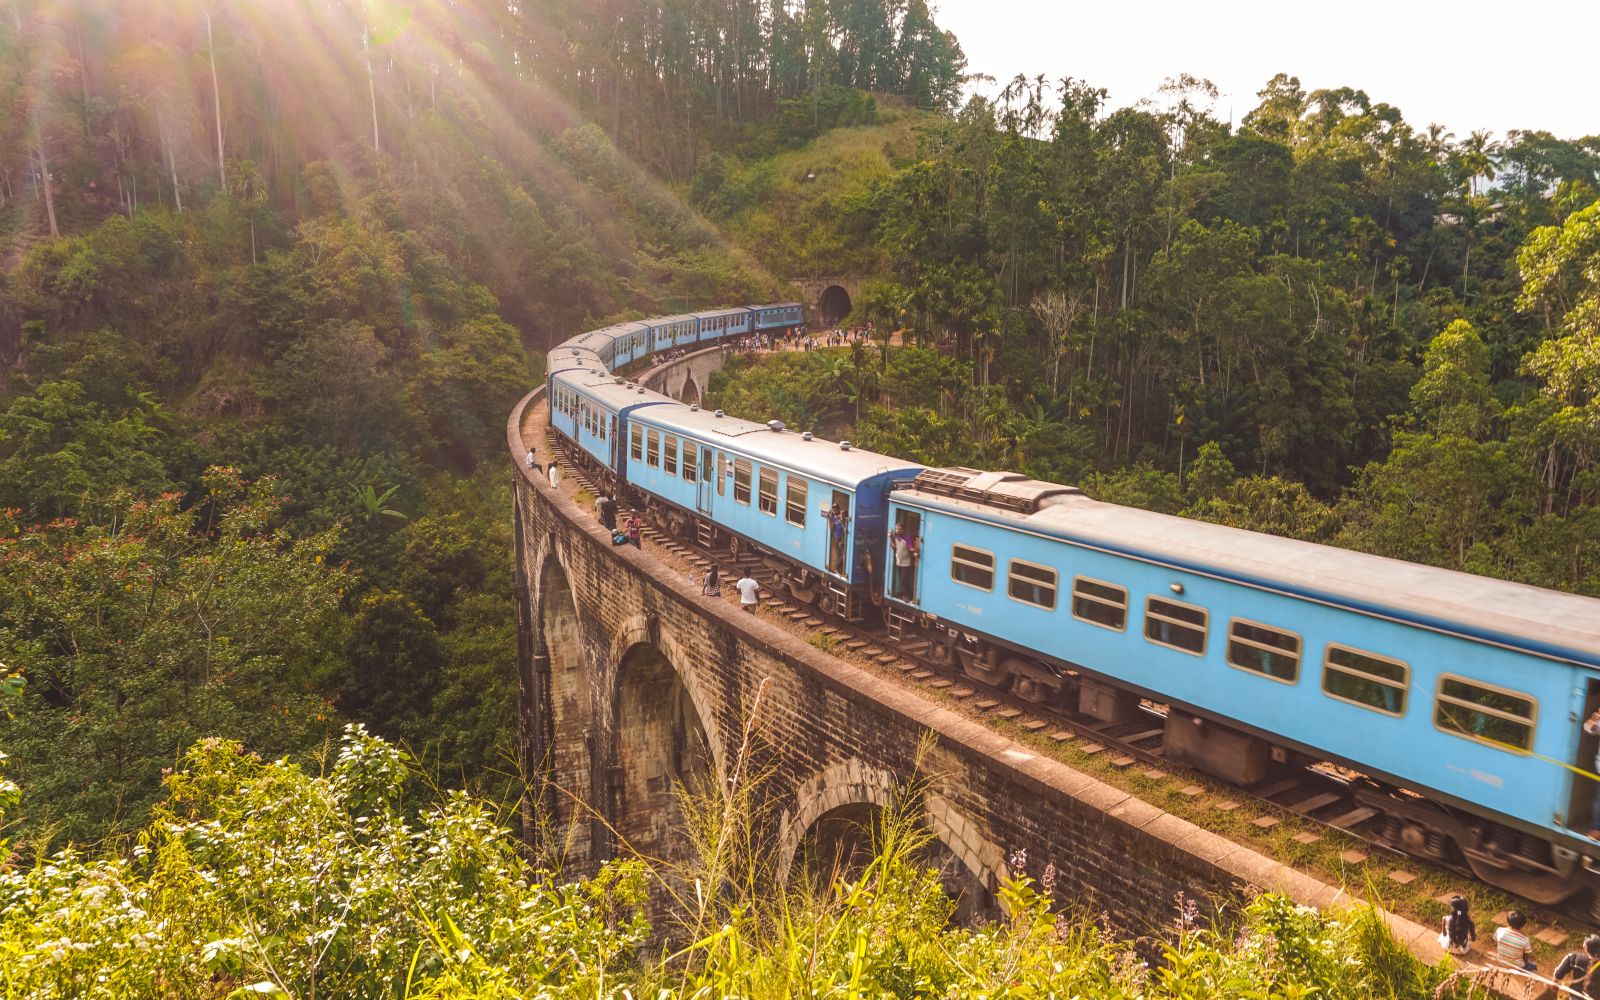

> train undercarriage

[{"left": 551, "top": 434, "right": 1600, "bottom": 919}]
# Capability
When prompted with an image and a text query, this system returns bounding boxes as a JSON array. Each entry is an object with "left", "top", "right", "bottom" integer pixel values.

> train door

[
  {"left": 1569, "top": 679, "right": 1600, "bottom": 835},
  {"left": 608, "top": 414, "right": 619, "bottom": 472},
  {"left": 697, "top": 448, "right": 714, "bottom": 514},
  {"left": 826, "top": 489, "right": 850, "bottom": 577},
  {"left": 890, "top": 509, "right": 922, "bottom": 604}
]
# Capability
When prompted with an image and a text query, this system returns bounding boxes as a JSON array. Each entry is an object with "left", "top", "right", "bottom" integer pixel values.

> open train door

[
  {"left": 890, "top": 509, "right": 923, "bottom": 604},
  {"left": 1569, "top": 678, "right": 1600, "bottom": 837},
  {"left": 696, "top": 448, "right": 714, "bottom": 515}
]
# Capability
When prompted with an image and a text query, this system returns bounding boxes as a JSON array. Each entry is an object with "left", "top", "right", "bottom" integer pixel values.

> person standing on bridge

[
  {"left": 596, "top": 493, "right": 617, "bottom": 532},
  {"left": 735, "top": 572, "right": 760, "bottom": 613},
  {"left": 624, "top": 511, "right": 643, "bottom": 548}
]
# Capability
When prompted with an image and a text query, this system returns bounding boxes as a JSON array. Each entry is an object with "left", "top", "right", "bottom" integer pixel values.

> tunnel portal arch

[{"left": 819, "top": 285, "right": 853, "bottom": 325}]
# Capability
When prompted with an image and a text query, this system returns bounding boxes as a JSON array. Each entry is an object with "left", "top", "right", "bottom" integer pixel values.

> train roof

[
  {"left": 638, "top": 407, "right": 923, "bottom": 489},
  {"left": 552, "top": 370, "right": 678, "bottom": 411},
  {"left": 647, "top": 313, "right": 698, "bottom": 327},
  {"left": 692, "top": 307, "right": 751, "bottom": 320},
  {"left": 895, "top": 470, "right": 1600, "bottom": 667},
  {"left": 750, "top": 301, "right": 803, "bottom": 311}
]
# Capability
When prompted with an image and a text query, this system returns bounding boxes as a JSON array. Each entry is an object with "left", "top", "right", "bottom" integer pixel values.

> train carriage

[
  {"left": 550, "top": 370, "right": 675, "bottom": 480},
  {"left": 692, "top": 307, "right": 753, "bottom": 344},
  {"left": 750, "top": 302, "right": 804, "bottom": 333},
  {"left": 648, "top": 314, "right": 699, "bottom": 353},
  {"left": 883, "top": 468, "right": 1600, "bottom": 904},
  {"left": 627, "top": 406, "right": 922, "bottom": 620}
]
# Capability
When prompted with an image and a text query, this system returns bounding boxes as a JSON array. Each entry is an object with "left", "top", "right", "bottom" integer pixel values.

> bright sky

[{"left": 936, "top": 0, "right": 1600, "bottom": 140}]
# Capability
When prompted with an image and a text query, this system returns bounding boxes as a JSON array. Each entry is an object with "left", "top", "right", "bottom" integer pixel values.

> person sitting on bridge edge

[
  {"left": 1554, "top": 934, "right": 1600, "bottom": 989},
  {"left": 524, "top": 449, "right": 543, "bottom": 474},
  {"left": 735, "top": 572, "right": 760, "bottom": 613},
  {"left": 1439, "top": 894, "right": 1475, "bottom": 956},
  {"left": 1494, "top": 910, "right": 1535, "bottom": 971},
  {"left": 596, "top": 493, "right": 617, "bottom": 532}
]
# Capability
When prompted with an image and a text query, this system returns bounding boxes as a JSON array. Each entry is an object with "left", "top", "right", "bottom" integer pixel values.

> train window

[
  {"left": 1323, "top": 645, "right": 1408, "bottom": 716},
  {"left": 717, "top": 453, "right": 726, "bottom": 495},
  {"left": 682, "top": 441, "right": 698, "bottom": 482},
  {"left": 646, "top": 430, "right": 661, "bottom": 468},
  {"left": 758, "top": 467, "right": 779, "bottom": 515},
  {"left": 1144, "top": 597, "right": 1207, "bottom": 655},
  {"left": 1071, "top": 577, "right": 1127, "bottom": 631},
  {"left": 1007, "top": 560, "right": 1057, "bottom": 610},
  {"left": 950, "top": 545, "right": 994, "bottom": 591},
  {"left": 630, "top": 425, "right": 643, "bottom": 461},
  {"left": 786, "top": 477, "right": 807, "bottom": 526},
  {"left": 1227, "top": 619, "right": 1301, "bottom": 683},
  {"left": 1435, "top": 675, "right": 1536, "bottom": 752},
  {"left": 663, "top": 434, "right": 679, "bottom": 476},
  {"left": 734, "top": 459, "right": 752, "bottom": 504}
]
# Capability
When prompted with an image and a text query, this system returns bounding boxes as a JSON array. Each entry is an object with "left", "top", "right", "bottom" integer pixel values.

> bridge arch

[
  {"left": 819, "top": 284, "right": 853, "bottom": 325},
  {"left": 679, "top": 373, "right": 702, "bottom": 405},
  {"left": 604, "top": 620, "right": 720, "bottom": 863},
  {"left": 777, "top": 760, "right": 1003, "bottom": 922}
]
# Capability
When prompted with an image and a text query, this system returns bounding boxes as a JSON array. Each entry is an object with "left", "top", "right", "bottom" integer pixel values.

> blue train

[{"left": 542, "top": 305, "right": 1600, "bottom": 913}]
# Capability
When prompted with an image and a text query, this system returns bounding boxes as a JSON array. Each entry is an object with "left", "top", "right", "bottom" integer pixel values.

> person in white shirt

[{"left": 735, "top": 574, "right": 760, "bottom": 613}]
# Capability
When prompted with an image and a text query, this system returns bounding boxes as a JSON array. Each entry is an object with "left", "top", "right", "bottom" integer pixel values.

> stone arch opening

[
  {"left": 610, "top": 642, "right": 714, "bottom": 862},
  {"left": 819, "top": 285, "right": 853, "bottom": 325},
  {"left": 793, "top": 801, "right": 999, "bottom": 925},
  {"left": 538, "top": 554, "right": 589, "bottom": 846},
  {"left": 680, "top": 374, "right": 702, "bottom": 405}
]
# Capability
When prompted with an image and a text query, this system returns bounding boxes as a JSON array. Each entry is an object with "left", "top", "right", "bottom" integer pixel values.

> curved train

[{"left": 542, "top": 304, "right": 1600, "bottom": 914}]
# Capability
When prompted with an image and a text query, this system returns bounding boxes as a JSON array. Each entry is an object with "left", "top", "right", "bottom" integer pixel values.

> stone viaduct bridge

[{"left": 507, "top": 345, "right": 1443, "bottom": 953}]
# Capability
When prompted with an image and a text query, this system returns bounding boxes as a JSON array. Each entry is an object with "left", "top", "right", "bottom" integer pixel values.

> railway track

[{"left": 545, "top": 425, "right": 1589, "bottom": 933}]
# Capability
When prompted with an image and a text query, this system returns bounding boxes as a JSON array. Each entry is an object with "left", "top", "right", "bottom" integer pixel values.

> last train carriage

[
  {"left": 881, "top": 467, "right": 1600, "bottom": 909},
  {"left": 538, "top": 304, "right": 1600, "bottom": 912}
]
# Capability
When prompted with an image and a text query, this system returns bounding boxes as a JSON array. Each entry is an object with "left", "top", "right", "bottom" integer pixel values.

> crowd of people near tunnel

[{"left": 722, "top": 324, "right": 874, "bottom": 356}]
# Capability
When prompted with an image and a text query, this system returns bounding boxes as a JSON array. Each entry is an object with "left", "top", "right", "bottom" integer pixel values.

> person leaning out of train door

[
  {"left": 891, "top": 520, "right": 918, "bottom": 601},
  {"left": 1584, "top": 708, "right": 1600, "bottom": 838}
]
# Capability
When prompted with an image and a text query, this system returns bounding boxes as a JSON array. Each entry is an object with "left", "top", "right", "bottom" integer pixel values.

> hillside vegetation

[{"left": 702, "top": 83, "right": 1600, "bottom": 595}]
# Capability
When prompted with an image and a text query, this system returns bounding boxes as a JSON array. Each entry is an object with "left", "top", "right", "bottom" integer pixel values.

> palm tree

[{"left": 1456, "top": 130, "right": 1501, "bottom": 197}]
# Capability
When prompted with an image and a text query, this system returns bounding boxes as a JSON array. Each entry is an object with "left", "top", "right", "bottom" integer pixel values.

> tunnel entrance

[
  {"left": 611, "top": 643, "right": 713, "bottom": 862},
  {"left": 539, "top": 555, "right": 588, "bottom": 846},
  {"left": 794, "top": 802, "right": 999, "bottom": 925},
  {"left": 819, "top": 285, "right": 853, "bottom": 326}
]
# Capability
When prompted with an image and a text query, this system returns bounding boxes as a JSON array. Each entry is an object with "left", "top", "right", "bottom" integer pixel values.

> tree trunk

[
  {"left": 205, "top": 6, "right": 227, "bottom": 190},
  {"left": 35, "top": 141, "right": 59, "bottom": 238},
  {"left": 160, "top": 114, "right": 183, "bottom": 213},
  {"left": 364, "top": 23, "right": 381, "bottom": 153}
]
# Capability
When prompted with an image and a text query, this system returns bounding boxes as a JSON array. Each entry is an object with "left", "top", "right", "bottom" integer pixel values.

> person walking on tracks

[{"left": 735, "top": 572, "right": 760, "bottom": 613}]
